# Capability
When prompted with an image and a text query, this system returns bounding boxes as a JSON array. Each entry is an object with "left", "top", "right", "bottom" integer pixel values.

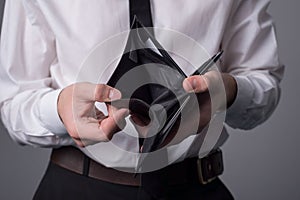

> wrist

[{"left": 222, "top": 73, "right": 237, "bottom": 108}]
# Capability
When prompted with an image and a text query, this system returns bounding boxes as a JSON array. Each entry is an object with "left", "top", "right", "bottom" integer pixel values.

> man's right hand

[{"left": 57, "top": 82, "right": 129, "bottom": 147}]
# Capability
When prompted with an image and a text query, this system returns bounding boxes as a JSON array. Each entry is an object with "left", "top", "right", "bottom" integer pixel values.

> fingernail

[{"left": 109, "top": 89, "right": 121, "bottom": 100}]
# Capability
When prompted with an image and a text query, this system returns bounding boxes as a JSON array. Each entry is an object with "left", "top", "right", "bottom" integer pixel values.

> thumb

[
  {"left": 182, "top": 75, "right": 208, "bottom": 93},
  {"left": 94, "top": 84, "right": 122, "bottom": 102}
]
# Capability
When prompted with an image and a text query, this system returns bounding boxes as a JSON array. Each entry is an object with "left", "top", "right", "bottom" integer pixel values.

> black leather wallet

[{"left": 107, "top": 17, "right": 191, "bottom": 154}]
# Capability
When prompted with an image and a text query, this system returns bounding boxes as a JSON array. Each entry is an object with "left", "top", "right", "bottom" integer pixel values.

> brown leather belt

[{"left": 51, "top": 146, "right": 223, "bottom": 186}]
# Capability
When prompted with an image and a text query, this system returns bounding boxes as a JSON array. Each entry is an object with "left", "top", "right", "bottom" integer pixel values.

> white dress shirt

[{"left": 0, "top": 0, "right": 284, "bottom": 168}]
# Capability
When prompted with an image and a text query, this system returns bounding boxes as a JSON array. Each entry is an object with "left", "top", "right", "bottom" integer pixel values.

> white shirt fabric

[{"left": 0, "top": 0, "right": 284, "bottom": 168}]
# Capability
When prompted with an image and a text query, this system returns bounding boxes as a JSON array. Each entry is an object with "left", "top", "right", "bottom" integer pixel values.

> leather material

[{"left": 50, "top": 146, "right": 223, "bottom": 187}]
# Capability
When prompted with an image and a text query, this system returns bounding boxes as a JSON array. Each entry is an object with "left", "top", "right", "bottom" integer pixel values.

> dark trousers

[{"left": 33, "top": 162, "right": 234, "bottom": 200}]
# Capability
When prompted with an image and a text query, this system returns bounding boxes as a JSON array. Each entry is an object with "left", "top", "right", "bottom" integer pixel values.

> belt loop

[{"left": 83, "top": 155, "right": 90, "bottom": 176}]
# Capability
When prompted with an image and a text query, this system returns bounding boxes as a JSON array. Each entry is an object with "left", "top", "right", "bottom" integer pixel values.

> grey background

[{"left": 0, "top": 0, "right": 299, "bottom": 199}]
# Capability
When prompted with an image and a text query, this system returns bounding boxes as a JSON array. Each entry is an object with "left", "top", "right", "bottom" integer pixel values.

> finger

[
  {"left": 73, "top": 83, "right": 121, "bottom": 102},
  {"left": 100, "top": 107, "right": 129, "bottom": 139},
  {"left": 94, "top": 84, "right": 122, "bottom": 102},
  {"left": 74, "top": 116, "right": 122, "bottom": 143},
  {"left": 72, "top": 82, "right": 97, "bottom": 102},
  {"left": 107, "top": 103, "right": 130, "bottom": 123},
  {"left": 70, "top": 103, "right": 127, "bottom": 144},
  {"left": 182, "top": 75, "right": 208, "bottom": 93}
]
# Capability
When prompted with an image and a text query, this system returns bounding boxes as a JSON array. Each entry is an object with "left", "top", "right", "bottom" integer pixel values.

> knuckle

[{"left": 95, "top": 84, "right": 110, "bottom": 101}]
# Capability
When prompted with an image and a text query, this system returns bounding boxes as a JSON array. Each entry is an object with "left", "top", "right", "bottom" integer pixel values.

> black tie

[{"left": 129, "top": 0, "right": 154, "bottom": 30}]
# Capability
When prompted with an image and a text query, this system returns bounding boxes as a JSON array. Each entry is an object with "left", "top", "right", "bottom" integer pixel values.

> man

[{"left": 0, "top": 0, "right": 283, "bottom": 199}]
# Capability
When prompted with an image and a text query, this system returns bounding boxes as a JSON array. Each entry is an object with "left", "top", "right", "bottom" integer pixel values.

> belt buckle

[{"left": 196, "top": 149, "right": 224, "bottom": 185}]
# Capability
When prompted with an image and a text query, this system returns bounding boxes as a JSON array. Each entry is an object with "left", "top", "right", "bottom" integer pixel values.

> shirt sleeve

[
  {"left": 0, "top": 0, "right": 73, "bottom": 147},
  {"left": 222, "top": 0, "right": 285, "bottom": 130}
]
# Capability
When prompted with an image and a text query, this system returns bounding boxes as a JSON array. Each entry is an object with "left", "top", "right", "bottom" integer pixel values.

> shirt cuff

[
  {"left": 225, "top": 75, "right": 254, "bottom": 128},
  {"left": 39, "top": 89, "right": 67, "bottom": 135}
]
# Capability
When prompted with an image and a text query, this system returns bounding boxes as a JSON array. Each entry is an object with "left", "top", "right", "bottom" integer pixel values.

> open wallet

[
  {"left": 107, "top": 17, "right": 192, "bottom": 155},
  {"left": 107, "top": 17, "right": 224, "bottom": 171}
]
